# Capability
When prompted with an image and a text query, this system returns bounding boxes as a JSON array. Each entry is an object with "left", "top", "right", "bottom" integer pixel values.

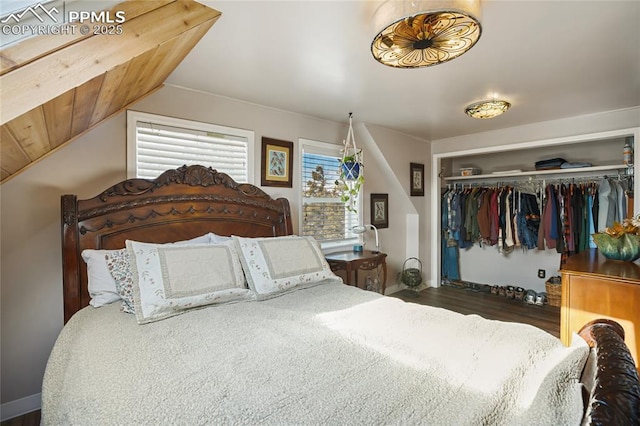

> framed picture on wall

[
  {"left": 370, "top": 193, "right": 389, "bottom": 229},
  {"left": 410, "top": 162, "right": 425, "bottom": 196},
  {"left": 261, "top": 137, "right": 293, "bottom": 187}
]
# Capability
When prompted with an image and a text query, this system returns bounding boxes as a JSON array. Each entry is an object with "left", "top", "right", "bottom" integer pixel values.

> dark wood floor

[
  {"left": 3, "top": 285, "right": 559, "bottom": 425},
  {"left": 0, "top": 410, "right": 40, "bottom": 426},
  {"left": 391, "top": 285, "right": 560, "bottom": 338}
]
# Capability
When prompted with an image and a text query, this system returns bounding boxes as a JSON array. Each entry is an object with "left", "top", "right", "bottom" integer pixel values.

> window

[
  {"left": 300, "top": 139, "right": 360, "bottom": 250},
  {"left": 127, "top": 111, "right": 253, "bottom": 181}
]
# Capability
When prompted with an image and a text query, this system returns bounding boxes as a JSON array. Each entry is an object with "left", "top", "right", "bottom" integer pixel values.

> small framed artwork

[
  {"left": 410, "top": 162, "right": 425, "bottom": 196},
  {"left": 261, "top": 137, "right": 293, "bottom": 187},
  {"left": 370, "top": 193, "right": 389, "bottom": 229}
]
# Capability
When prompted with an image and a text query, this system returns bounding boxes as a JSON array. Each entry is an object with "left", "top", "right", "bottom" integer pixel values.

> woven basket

[
  {"left": 400, "top": 257, "right": 423, "bottom": 287},
  {"left": 545, "top": 277, "right": 562, "bottom": 307}
]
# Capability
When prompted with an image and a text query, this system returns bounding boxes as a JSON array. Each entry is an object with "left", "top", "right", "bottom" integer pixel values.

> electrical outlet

[{"left": 538, "top": 269, "right": 546, "bottom": 279}]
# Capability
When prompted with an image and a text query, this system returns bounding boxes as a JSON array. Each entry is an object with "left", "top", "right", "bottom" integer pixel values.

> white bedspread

[{"left": 42, "top": 282, "right": 588, "bottom": 425}]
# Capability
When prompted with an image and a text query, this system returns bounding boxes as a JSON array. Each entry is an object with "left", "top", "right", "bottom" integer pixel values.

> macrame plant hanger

[
  {"left": 341, "top": 112, "right": 362, "bottom": 180},
  {"left": 338, "top": 112, "right": 364, "bottom": 213}
]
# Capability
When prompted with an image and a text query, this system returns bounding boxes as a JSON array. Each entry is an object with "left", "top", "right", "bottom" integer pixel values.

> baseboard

[
  {"left": 0, "top": 393, "right": 41, "bottom": 422},
  {"left": 385, "top": 278, "right": 439, "bottom": 295},
  {"left": 384, "top": 283, "right": 402, "bottom": 294}
]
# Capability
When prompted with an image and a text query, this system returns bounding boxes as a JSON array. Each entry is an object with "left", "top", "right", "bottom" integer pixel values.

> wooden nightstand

[
  {"left": 560, "top": 249, "right": 640, "bottom": 368},
  {"left": 325, "top": 250, "right": 387, "bottom": 294}
]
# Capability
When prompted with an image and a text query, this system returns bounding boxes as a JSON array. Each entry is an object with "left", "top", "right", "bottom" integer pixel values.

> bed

[{"left": 44, "top": 165, "right": 639, "bottom": 425}]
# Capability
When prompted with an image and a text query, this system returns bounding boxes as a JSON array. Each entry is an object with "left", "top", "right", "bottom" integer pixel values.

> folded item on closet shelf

[
  {"left": 534, "top": 158, "right": 566, "bottom": 170},
  {"left": 491, "top": 169, "right": 523, "bottom": 174},
  {"left": 460, "top": 167, "right": 481, "bottom": 176},
  {"left": 560, "top": 162, "right": 593, "bottom": 169}
]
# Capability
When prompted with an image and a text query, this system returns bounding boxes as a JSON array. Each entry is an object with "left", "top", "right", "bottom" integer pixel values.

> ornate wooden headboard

[{"left": 61, "top": 165, "right": 292, "bottom": 323}]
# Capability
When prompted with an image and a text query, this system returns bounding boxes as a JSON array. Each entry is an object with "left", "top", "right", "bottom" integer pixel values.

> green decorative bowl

[{"left": 592, "top": 233, "right": 640, "bottom": 262}]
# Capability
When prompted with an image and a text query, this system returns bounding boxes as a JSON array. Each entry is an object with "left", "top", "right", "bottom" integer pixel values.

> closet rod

[
  {"left": 445, "top": 172, "right": 629, "bottom": 189},
  {"left": 442, "top": 164, "right": 630, "bottom": 182}
]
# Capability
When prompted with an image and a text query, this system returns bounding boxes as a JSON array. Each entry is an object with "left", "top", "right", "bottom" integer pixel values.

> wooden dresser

[{"left": 560, "top": 249, "right": 640, "bottom": 367}]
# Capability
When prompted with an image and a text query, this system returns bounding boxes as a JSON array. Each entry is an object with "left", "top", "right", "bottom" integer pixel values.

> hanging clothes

[
  {"left": 440, "top": 178, "right": 610, "bottom": 270},
  {"left": 442, "top": 183, "right": 540, "bottom": 254},
  {"left": 535, "top": 182, "right": 601, "bottom": 263},
  {"left": 539, "top": 184, "right": 558, "bottom": 250},
  {"left": 477, "top": 188, "right": 493, "bottom": 244},
  {"left": 558, "top": 184, "right": 570, "bottom": 264},
  {"left": 569, "top": 184, "right": 581, "bottom": 254},
  {"left": 615, "top": 178, "right": 627, "bottom": 222},
  {"left": 517, "top": 192, "right": 540, "bottom": 249},
  {"left": 490, "top": 189, "right": 499, "bottom": 245},
  {"left": 580, "top": 186, "right": 591, "bottom": 252},
  {"left": 597, "top": 177, "right": 617, "bottom": 231},
  {"left": 441, "top": 188, "right": 460, "bottom": 281},
  {"left": 587, "top": 188, "right": 597, "bottom": 249}
]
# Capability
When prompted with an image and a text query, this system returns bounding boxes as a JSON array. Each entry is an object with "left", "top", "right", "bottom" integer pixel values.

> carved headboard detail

[{"left": 61, "top": 165, "right": 292, "bottom": 323}]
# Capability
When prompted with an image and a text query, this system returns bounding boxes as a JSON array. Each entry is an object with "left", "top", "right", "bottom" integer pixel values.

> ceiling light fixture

[
  {"left": 464, "top": 99, "right": 511, "bottom": 119},
  {"left": 371, "top": 0, "right": 482, "bottom": 68}
]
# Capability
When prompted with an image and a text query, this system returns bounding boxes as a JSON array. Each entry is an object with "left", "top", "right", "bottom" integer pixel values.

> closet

[{"left": 431, "top": 128, "right": 640, "bottom": 293}]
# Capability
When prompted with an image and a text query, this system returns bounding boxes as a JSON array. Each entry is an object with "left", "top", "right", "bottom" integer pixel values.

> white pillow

[
  {"left": 81, "top": 233, "right": 212, "bottom": 307},
  {"left": 233, "top": 235, "right": 340, "bottom": 299},
  {"left": 127, "top": 240, "right": 253, "bottom": 324},
  {"left": 208, "top": 232, "right": 232, "bottom": 243},
  {"left": 82, "top": 249, "right": 122, "bottom": 307}
]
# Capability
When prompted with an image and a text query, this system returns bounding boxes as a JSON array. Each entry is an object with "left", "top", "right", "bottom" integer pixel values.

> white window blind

[
  {"left": 127, "top": 111, "right": 253, "bottom": 181},
  {"left": 300, "top": 139, "right": 360, "bottom": 249}
]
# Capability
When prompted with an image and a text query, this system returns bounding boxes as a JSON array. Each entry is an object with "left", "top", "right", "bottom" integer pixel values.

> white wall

[
  {"left": 0, "top": 84, "right": 422, "bottom": 416},
  {"left": 457, "top": 247, "right": 563, "bottom": 292},
  {"left": 362, "top": 123, "right": 431, "bottom": 287},
  {"left": 1, "top": 117, "right": 127, "bottom": 418}
]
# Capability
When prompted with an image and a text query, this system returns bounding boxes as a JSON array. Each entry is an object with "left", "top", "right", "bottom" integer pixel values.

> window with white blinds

[
  {"left": 126, "top": 111, "right": 253, "bottom": 181},
  {"left": 300, "top": 139, "right": 360, "bottom": 249}
]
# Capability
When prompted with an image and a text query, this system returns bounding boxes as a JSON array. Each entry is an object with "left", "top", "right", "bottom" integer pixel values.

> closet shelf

[{"left": 442, "top": 164, "right": 630, "bottom": 181}]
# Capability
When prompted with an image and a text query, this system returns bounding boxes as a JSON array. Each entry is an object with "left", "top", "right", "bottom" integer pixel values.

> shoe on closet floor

[
  {"left": 506, "top": 286, "right": 515, "bottom": 299},
  {"left": 524, "top": 290, "right": 537, "bottom": 304},
  {"left": 514, "top": 287, "right": 525, "bottom": 301},
  {"left": 535, "top": 292, "right": 548, "bottom": 306}
]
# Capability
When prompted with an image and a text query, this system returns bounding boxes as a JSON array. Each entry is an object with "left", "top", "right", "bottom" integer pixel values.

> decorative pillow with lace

[
  {"left": 126, "top": 240, "right": 253, "bottom": 324},
  {"left": 233, "top": 235, "right": 341, "bottom": 300}
]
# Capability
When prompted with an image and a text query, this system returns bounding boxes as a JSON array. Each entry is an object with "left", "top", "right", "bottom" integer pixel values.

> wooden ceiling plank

[
  {"left": 105, "top": 48, "right": 158, "bottom": 118},
  {"left": 137, "top": 20, "right": 216, "bottom": 98},
  {"left": 0, "top": 126, "right": 31, "bottom": 173},
  {"left": 1, "top": 85, "right": 163, "bottom": 185},
  {"left": 89, "top": 62, "right": 131, "bottom": 127},
  {"left": 0, "top": 1, "right": 176, "bottom": 77},
  {"left": 136, "top": 31, "right": 199, "bottom": 97},
  {"left": 124, "top": 40, "right": 179, "bottom": 105},
  {"left": 43, "top": 89, "right": 75, "bottom": 148},
  {"left": 0, "top": 0, "right": 221, "bottom": 125},
  {"left": 4, "top": 107, "right": 51, "bottom": 161},
  {"left": 71, "top": 74, "right": 105, "bottom": 137}
]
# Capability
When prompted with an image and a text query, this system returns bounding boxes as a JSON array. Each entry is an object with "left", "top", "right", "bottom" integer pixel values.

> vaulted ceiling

[{"left": 0, "top": 0, "right": 220, "bottom": 183}]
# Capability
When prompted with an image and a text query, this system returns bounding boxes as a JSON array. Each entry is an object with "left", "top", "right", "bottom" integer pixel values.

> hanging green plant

[
  {"left": 340, "top": 154, "right": 362, "bottom": 180},
  {"left": 335, "top": 113, "right": 364, "bottom": 213}
]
